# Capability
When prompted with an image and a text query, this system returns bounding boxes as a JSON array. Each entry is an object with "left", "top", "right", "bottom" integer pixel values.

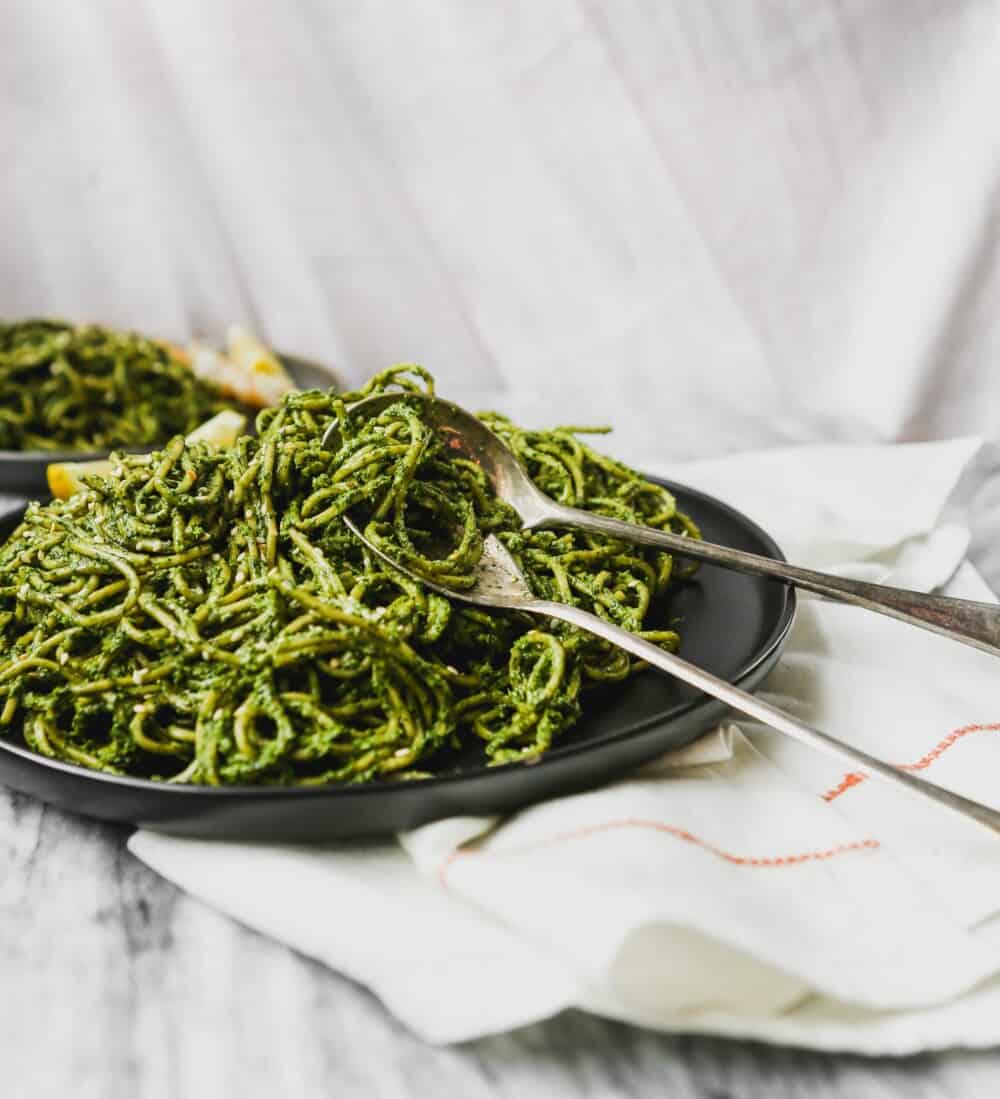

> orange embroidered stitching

[
  {"left": 821, "top": 722, "right": 1000, "bottom": 803},
  {"left": 821, "top": 772, "right": 866, "bottom": 802},
  {"left": 437, "top": 818, "right": 879, "bottom": 887}
]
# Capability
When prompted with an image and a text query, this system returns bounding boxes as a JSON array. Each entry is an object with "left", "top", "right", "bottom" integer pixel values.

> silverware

[
  {"left": 323, "top": 392, "right": 1000, "bottom": 834},
  {"left": 324, "top": 392, "right": 1000, "bottom": 658},
  {"left": 343, "top": 516, "right": 1000, "bottom": 836}
]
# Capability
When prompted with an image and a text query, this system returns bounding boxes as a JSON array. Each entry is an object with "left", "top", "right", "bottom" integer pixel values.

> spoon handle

[
  {"left": 529, "top": 598, "right": 1000, "bottom": 837},
  {"left": 536, "top": 504, "right": 1000, "bottom": 658}
]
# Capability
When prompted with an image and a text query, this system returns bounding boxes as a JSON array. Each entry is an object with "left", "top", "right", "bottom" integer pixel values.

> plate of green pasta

[
  {"left": 0, "top": 366, "right": 794, "bottom": 840},
  {"left": 0, "top": 318, "right": 339, "bottom": 494}
]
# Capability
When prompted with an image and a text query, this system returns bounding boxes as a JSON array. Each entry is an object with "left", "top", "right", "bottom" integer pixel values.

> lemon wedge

[
  {"left": 225, "top": 325, "right": 289, "bottom": 378},
  {"left": 187, "top": 327, "right": 296, "bottom": 409},
  {"left": 184, "top": 408, "right": 247, "bottom": 447}
]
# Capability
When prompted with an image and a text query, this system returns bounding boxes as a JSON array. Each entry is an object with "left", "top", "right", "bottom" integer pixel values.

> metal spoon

[
  {"left": 324, "top": 392, "right": 1000, "bottom": 658},
  {"left": 343, "top": 517, "right": 1000, "bottom": 837}
]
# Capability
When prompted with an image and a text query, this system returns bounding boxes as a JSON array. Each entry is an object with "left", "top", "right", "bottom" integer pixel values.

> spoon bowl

[{"left": 322, "top": 391, "right": 556, "bottom": 527}]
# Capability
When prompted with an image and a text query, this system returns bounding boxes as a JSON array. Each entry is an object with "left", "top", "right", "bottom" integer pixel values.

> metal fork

[{"left": 344, "top": 517, "right": 1000, "bottom": 838}]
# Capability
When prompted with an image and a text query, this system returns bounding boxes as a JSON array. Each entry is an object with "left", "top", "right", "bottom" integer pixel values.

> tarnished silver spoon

[
  {"left": 342, "top": 517, "right": 1000, "bottom": 837},
  {"left": 324, "top": 392, "right": 1000, "bottom": 658}
]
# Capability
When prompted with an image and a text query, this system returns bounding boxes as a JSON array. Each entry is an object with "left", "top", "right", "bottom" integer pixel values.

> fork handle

[
  {"left": 527, "top": 598, "right": 1000, "bottom": 836},
  {"left": 535, "top": 504, "right": 1000, "bottom": 658}
]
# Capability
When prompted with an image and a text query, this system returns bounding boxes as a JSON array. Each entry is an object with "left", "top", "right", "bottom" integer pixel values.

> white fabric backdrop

[{"left": 3, "top": 0, "right": 999, "bottom": 464}]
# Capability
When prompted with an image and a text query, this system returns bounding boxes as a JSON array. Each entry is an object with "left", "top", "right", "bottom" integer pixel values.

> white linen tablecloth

[{"left": 131, "top": 434, "right": 1000, "bottom": 1054}]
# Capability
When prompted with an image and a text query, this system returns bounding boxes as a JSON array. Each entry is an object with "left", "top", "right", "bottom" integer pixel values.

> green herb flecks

[
  {"left": 0, "top": 366, "right": 700, "bottom": 783},
  {"left": 0, "top": 319, "right": 239, "bottom": 451}
]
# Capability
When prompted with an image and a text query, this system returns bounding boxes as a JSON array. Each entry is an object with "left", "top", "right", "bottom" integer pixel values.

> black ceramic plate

[
  {"left": 0, "top": 353, "right": 341, "bottom": 495},
  {"left": 0, "top": 479, "right": 795, "bottom": 840}
]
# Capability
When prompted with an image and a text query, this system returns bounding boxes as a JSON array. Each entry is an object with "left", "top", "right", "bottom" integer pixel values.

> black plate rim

[{"left": 0, "top": 478, "right": 795, "bottom": 799}]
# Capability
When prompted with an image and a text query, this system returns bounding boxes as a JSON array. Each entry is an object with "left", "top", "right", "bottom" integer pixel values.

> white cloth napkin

[{"left": 130, "top": 435, "right": 1000, "bottom": 1054}]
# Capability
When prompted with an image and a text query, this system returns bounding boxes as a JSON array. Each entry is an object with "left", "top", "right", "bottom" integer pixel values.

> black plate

[
  {"left": 0, "top": 353, "right": 341, "bottom": 495},
  {"left": 0, "top": 478, "right": 795, "bottom": 840}
]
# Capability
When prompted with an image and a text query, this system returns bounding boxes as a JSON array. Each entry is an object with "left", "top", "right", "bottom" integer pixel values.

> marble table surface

[{"left": 2, "top": 798, "right": 1000, "bottom": 1099}]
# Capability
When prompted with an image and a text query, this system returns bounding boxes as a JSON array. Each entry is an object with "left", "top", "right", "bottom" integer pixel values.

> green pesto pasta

[
  {"left": 0, "top": 319, "right": 240, "bottom": 451},
  {"left": 0, "top": 366, "right": 701, "bottom": 784}
]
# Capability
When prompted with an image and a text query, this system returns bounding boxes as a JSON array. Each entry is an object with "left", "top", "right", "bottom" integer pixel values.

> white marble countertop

[
  {"left": 4, "top": 1, "right": 1000, "bottom": 1093},
  {"left": 3, "top": 795, "right": 1000, "bottom": 1098}
]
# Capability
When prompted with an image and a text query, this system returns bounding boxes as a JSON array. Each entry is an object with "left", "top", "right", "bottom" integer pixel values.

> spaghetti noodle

[{"left": 0, "top": 366, "right": 699, "bottom": 783}]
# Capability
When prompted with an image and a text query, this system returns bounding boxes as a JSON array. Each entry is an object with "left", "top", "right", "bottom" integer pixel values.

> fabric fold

[{"left": 130, "top": 435, "right": 1000, "bottom": 1052}]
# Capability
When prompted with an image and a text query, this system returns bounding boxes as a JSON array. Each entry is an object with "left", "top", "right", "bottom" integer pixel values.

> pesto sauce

[
  {"left": 0, "top": 365, "right": 700, "bottom": 784},
  {"left": 0, "top": 319, "right": 239, "bottom": 451}
]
